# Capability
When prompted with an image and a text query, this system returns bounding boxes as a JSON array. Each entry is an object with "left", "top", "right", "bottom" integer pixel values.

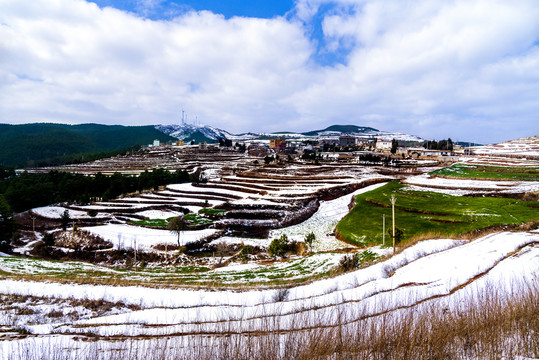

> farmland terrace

[
  {"left": 14, "top": 162, "right": 393, "bottom": 262},
  {"left": 14, "top": 145, "right": 418, "bottom": 269},
  {"left": 9, "top": 144, "right": 539, "bottom": 269},
  {"left": 1, "top": 143, "right": 539, "bottom": 359}
]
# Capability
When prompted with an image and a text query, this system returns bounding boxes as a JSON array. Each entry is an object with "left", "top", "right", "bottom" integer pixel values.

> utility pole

[
  {"left": 165, "top": 242, "right": 168, "bottom": 273},
  {"left": 382, "top": 214, "right": 385, "bottom": 246},
  {"left": 391, "top": 194, "right": 396, "bottom": 254},
  {"left": 134, "top": 239, "right": 137, "bottom": 272}
]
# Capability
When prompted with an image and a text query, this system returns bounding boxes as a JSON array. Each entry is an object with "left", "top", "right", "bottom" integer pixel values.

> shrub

[
  {"left": 268, "top": 234, "right": 289, "bottom": 257},
  {"left": 339, "top": 254, "right": 358, "bottom": 272},
  {"left": 87, "top": 209, "right": 98, "bottom": 217},
  {"left": 264, "top": 155, "right": 274, "bottom": 164},
  {"left": 30, "top": 242, "right": 65, "bottom": 259},
  {"left": 304, "top": 232, "right": 316, "bottom": 250},
  {"left": 388, "top": 227, "right": 404, "bottom": 244},
  {"left": 289, "top": 241, "right": 307, "bottom": 256},
  {"left": 42, "top": 233, "right": 55, "bottom": 247},
  {"left": 0, "top": 238, "right": 11, "bottom": 253},
  {"left": 273, "top": 288, "right": 290, "bottom": 302},
  {"left": 357, "top": 249, "right": 378, "bottom": 263},
  {"left": 339, "top": 250, "right": 379, "bottom": 272},
  {"left": 238, "top": 245, "right": 253, "bottom": 262}
]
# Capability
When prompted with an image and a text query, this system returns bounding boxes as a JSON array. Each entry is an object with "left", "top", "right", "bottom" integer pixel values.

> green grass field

[
  {"left": 184, "top": 213, "right": 214, "bottom": 225},
  {"left": 430, "top": 163, "right": 539, "bottom": 181},
  {"left": 336, "top": 181, "right": 539, "bottom": 246}
]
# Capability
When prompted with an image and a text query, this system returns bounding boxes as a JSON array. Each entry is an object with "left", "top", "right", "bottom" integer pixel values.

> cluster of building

[
  {"left": 150, "top": 134, "right": 459, "bottom": 164},
  {"left": 264, "top": 135, "right": 459, "bottom": 163}
]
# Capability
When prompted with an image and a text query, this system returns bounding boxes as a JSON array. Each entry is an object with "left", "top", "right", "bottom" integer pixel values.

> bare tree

[
  {"left": 304, "top": 232, "right": 316, "bottom": 251},
  {"left": 215, "top": 241, "right": 228, "bottom": 265},
  {"left": 167, "top": 216, "right": 186, "bottom": 247}
]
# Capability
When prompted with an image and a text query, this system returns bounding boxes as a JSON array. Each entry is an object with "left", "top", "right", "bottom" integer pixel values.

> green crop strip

[
  {"left": 0, "top": 253, "right": 344, "bottom": 287},
  {"left": 129, "top": 219, "right": 170, "bottom": 228},
  {"left": 336, "top": 181, "right": 539, "bottom": 246},
  {"left": 199, "top": 208, "right": 227, "bottom": 216}
]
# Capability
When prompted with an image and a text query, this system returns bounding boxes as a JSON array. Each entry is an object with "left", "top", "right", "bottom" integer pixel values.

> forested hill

[{"left": 0, "top": 123, "right": 175, "bottom": 167}]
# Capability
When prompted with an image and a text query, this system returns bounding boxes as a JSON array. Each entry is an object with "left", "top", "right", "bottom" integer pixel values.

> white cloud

[
  {"left": 291, "top": 0, "right": 539, "bottom": 141},
  {"left": 0, "top": 0, "right": 538, "bottom": 142}
]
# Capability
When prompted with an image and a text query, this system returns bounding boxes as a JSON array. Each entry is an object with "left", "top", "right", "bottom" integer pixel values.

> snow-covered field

[
  {"left": 32, "top": 206, "right": 109, "bottom": 219},
  {"left": 403, "top": 173, "right": 539, "bottom": 195},
  {"left": 0, "top": 231, "right": 536, "bottom": 344},
  {"left": 81, "top": 224, "right": 217, "bottom": 250},
  {"left": 133, "top": 209, "right": 184, "bottom": 219},
  {"left": 167, "top": 183, "right": 251, "bottom": 198}
]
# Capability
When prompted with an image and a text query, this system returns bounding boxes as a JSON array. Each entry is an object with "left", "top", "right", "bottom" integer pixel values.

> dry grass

[{"left": 6, "top": 280, "right": 538, "bottom": 360}]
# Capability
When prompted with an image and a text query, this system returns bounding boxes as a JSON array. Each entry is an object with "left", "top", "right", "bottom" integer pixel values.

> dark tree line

[
  {"left": 218, "top": 138, "right": 247, "bottom": 153},
  {"left": 358, "top": 153, "right": 387, "bottom": 163},
  {"left": 423, "top": 138, "right": 453, "bottom": 151},
  {"left": 0, "top": 123, "right": 174, "bottom": 167},
  {"left": 0, "top": 194, "right": 13, "bottom": 252},
  {"left": 0, "top": 168, "right": 195, "bottom": 213}
]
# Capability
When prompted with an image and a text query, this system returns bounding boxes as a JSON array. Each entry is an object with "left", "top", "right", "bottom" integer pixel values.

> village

[
  {"left": 24, "top": 132, "right": 463, "bottom": 179},
  {"left": 154, "top": 134, "right": 459, "bottom": 165}
]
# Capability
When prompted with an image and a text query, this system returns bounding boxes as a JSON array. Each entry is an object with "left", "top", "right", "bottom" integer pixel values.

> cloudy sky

[{"left": 1, "top": 0, "right": 538, "bottom": 143}]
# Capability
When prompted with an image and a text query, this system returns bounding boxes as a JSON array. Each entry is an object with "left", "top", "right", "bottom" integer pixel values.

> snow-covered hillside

[
  {"left": 1, "top": 231, "right": 536, "bottom": 341},
  {"left": 155, "top": 123, "right": 232, "bottom": 141},
  {"left": 471, "top": 135, "right": 539, "bottom": 158}
]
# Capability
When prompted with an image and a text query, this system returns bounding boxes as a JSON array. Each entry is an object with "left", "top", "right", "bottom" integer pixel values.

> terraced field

[
  {"left": 0, "top": 251, "right": 353, "bottom": 286},
  {"left": 21, "top": 162, "right": 390, "bottom": 256},
  {"left": 3, "top": 148, "right": 539, "bottom": 359}
]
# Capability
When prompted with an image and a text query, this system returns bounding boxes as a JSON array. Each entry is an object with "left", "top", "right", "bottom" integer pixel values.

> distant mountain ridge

[{"left": 155, "top": 123, "right": 423, "bottom": 142}]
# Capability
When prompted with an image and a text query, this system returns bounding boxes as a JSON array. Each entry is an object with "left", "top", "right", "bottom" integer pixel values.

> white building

[{"left": 376, "top": 139, "right": 392, "bottom": 151}]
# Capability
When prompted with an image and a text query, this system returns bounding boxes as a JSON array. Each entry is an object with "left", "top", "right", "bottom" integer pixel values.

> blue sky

[
  {"left": 89, "top": 0, "right": 295, "bottom": 19},
  {"left": 1, "top": 0, "right": 539, "bottom": 143}
]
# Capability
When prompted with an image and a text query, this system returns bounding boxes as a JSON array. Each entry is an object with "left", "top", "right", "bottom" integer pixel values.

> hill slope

[
  {"left": 0, "top": 123, "right": 175, "bottom": 167},
  {"left": 302, "top": 124, "right": 379, "bottom": 136},
  {"left": 155, "top": 124, "right": 232, "bottom": 143}
]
